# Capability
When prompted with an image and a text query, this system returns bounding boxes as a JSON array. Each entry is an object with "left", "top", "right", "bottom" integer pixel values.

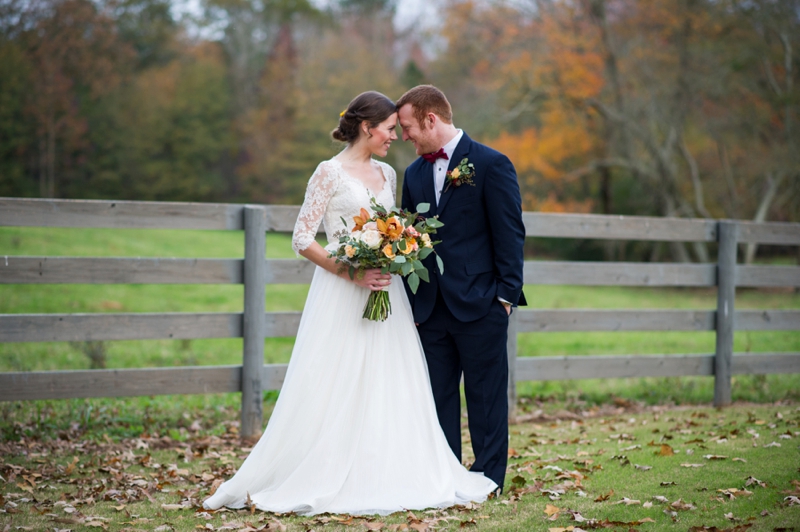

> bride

[{"left": 203, "top": 91, "right": 497, "bottom": 516}]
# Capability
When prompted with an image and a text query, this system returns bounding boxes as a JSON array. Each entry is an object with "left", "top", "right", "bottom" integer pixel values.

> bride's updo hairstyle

[{"left": 332, "top": 91, "right": 396, "bottom": 144}]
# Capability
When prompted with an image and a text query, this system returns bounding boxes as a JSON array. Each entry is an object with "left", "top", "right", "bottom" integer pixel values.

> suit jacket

[{"left": 401, "top": 132, "right": 526, "bottom": 323}]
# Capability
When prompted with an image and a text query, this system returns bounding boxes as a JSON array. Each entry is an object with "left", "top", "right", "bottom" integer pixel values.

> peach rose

[
  {"left": 382, "top": 243, "right": 395, "bottom": 259},
  {"left": 399, "top": 237, "right": 417, "bottom": 255}
]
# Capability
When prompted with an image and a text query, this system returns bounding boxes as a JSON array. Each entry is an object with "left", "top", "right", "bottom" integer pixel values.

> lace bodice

[{"left": 292, "top": 158, "right": 397, "bottom": 255}]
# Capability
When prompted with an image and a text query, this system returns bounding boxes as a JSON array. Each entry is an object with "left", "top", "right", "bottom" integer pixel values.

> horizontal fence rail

[
  {"left": 0, "top": 198, "right": 247, "bottom": 230},
  {"left": 5, "top": 258, "right": 798, "bottom": 288},
  {"left": 1, "top": 197, "right": 799, "bottom": 433},
  {"left": 514, "top": 353, "right": 800, "bottom": 381},
  {"left": 0, "top": 364, "right": 289, "bottom": 401},
  {"left": 0, "top": 257, "right": 244, "bottom": 284},
  {"left": 2, "top": 353, "right": 797, "bottom": 402},
  {"left": 2, "top": 310, "right": 798, "bottom": 343}
]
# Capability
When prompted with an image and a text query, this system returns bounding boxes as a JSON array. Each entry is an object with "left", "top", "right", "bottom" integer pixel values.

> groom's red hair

[{"left": 396, "top": 85, "right": 453, "bottom": 126}]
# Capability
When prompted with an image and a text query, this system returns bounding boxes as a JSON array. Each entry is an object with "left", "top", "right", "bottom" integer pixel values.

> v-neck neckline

[{"left": 333, "top": 158, "right": 388, "bottom": 197}]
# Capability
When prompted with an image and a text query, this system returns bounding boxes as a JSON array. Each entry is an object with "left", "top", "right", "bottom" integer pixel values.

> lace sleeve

[
  {"left": 379, "top": 162, "right": 397, "bottom": 204},
  {"left": 291, "top": 162, "right": 339, "bottom": 255}
]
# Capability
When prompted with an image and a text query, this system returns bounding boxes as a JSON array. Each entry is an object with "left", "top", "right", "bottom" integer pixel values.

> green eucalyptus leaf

[
  {"left": 436, "top": 254, "right": 444, "bottom": 275},
  {"left": 426, "top": 218, "right": 444, "bottom": 228},
  {"left": 416, "top": 268, "right": 430, "bottom": 283},
  {"left": 408, "top": 272, "right": 420, "bottom": 293},
  {"left": 416, "top": 202, "right": 430, "bottom": 214}
]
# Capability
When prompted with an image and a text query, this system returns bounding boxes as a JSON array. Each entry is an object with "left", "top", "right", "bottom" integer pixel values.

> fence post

[
  {"left": 714, "top": 220, "right": 737, "bottom": 407},
  {"left": 241, "top": 205, "right": 266, "bottom": 439},
  {"left": 507, "top": 310, "right": 519, "bottom": 422}
]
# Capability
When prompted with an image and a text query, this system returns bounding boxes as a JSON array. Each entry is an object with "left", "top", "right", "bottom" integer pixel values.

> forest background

[{"left": 1, "top": 0, "right": 798, "bottom": 263}]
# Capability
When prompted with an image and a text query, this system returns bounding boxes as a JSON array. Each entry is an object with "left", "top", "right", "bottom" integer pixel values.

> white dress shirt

[{"left": 433, "top": 129, "right": 463, "bottom": 205}]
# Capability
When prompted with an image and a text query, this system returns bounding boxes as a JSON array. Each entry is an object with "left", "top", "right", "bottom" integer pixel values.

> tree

[{"left": 16, "top": 0, "right": 133, "bottom": 198}]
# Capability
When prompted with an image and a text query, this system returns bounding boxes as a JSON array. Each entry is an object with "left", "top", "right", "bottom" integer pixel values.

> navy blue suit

[{"left": 401, "top": 132, "right": 526, "bottom": 490}]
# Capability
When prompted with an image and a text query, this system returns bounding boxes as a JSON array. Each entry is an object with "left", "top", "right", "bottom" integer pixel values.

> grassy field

[
  {"left": 1, "top": 226, "right": 798, "bottom": 405},
  {"left": 1, "top": 398, "right": 799, "bottom": 531},
  {"left": 1, "top": 226, "right": 799, "bottom": 530}
]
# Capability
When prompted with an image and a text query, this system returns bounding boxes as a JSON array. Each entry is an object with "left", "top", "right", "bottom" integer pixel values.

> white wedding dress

[{"left": 203, "top": 158, "right": 497, "bottom": 516}]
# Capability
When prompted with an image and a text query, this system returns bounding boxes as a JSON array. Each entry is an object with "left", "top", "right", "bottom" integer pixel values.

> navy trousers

[{"left": 417, "top": 291, "right": 509, "bottom": 490}]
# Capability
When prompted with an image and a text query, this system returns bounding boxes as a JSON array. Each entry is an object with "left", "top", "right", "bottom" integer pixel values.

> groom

[{"left": 396, "top": 85, "right": 526, "bottom": 493}]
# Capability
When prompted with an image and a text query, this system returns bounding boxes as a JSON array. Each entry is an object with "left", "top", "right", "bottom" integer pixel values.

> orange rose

[{"left": 382, "top": 243, "right": 395, "bottom": 259}]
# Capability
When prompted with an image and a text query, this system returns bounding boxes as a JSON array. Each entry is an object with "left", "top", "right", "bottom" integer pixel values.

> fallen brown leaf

[
  {"left": 744, "top": 476, "right": 765, "bottom": 488},
  {"left": 612, "top": 497, "right": 641, "bottom": 505},
  {"left": 670, "top": 498, "right": 696, "bottom": 511},
  {"left": 594, "top": 489, "right": 613, "bottom": 502},
  {"left": 657, "top": 444, "right": 675, "bottom": 456},
  {"left": 544, "top": 504, "right": 561, "bottom": 516}
]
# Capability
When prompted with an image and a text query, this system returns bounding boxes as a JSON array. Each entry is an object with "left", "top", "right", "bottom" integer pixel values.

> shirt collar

[{"left": 441, "top": 129, "right": 463, "bottom": 163}]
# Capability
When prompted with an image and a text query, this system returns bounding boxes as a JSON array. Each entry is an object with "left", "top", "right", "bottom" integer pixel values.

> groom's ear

[{"left": 425, "top": 113, "right": 437, "bottom": 130}]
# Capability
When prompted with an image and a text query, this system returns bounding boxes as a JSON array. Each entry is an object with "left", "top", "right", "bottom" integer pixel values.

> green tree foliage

[
  {"left": 0, "top": 40, "right": 34, "bottom": 196},
  {"left": 92, "top": 42, "right": 234, "bottom": 201},
  {"left": 110, "top": 0, "right": 177, "bottom": 69},
  {"left": 0, "top": 0, "right": 796, "bottom": 254}
]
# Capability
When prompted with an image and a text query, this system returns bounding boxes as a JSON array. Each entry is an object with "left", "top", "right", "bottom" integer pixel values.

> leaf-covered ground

[{"left": 2, "top": 398, "right": 799, "bottom": 531}]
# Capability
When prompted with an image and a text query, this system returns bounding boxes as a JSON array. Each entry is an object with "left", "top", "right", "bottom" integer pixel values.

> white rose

[{"left": 359, "top": 229, "right": 382, "bottom": 249}]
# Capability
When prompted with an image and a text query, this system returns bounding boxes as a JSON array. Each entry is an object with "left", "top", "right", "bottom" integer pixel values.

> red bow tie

[{"left": 421, "top": 148, "right": 449, "bottom": 164}]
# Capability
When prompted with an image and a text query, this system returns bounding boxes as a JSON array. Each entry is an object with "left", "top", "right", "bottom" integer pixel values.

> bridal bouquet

[{"left": 330, "top": 198, "right": 444, "bottom": 321}]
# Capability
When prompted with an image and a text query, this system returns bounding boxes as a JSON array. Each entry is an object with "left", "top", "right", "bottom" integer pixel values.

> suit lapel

[{"left": 436, "top": 133, "right": 472, "bottom": 216}]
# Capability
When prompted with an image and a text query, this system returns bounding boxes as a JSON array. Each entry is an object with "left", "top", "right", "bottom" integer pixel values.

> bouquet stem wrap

[{"left": 363, "top": 288, "right": 391, "bottom": 321}]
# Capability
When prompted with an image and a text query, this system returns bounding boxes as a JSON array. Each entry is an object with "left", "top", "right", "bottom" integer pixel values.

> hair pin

[{"left": 339, "top": 109, "right": 347, "bottom": 118}]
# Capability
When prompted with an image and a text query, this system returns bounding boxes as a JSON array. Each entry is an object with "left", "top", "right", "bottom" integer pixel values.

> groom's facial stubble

[{"left": 398, "top": 104, "right": 437, "bottom": 156}]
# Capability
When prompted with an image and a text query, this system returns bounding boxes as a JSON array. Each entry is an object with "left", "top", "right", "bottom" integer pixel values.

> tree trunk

[{"left": 745, "top": 172, "right": 786, "bottom": 264}]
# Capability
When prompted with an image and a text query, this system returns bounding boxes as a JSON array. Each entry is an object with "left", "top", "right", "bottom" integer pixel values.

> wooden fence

[{"left": 1, "top": 197, "right": 799, "bottom": 438}]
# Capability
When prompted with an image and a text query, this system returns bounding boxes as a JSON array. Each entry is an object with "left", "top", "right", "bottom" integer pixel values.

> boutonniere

[{"left": 443, "top": 158, "right": 475, "bottom": 193}]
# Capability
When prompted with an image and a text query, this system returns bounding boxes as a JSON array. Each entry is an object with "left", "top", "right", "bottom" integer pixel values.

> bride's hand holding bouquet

[{"left": 330, "top": 198, "right": 444, "bottom": 321}]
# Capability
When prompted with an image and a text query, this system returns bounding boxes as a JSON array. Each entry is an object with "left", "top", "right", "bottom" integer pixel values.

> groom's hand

[{"left": 501, "top": 301, "right": 511, "bottom": 315}]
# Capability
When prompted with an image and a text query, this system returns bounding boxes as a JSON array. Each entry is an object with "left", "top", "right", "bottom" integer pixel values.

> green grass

[
  {"left": 1, "top": 226, "right": 799, "bottom": 530},
  {"left": 1, "top": 226, "right": 798, "bottom": 404},
  {"left": 1, "top": 399, "right": 798, "bottom": 531}
]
